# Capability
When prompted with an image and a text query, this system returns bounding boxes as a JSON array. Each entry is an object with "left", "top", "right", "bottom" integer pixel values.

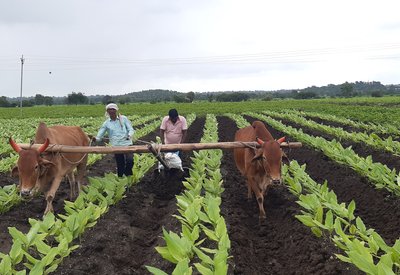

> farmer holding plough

[{"left": 93, "top": 103, "right": 135, "bottom": 177}]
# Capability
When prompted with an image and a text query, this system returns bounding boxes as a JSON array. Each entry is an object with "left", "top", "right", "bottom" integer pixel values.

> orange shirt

[{"left": 160, "top": 115, "right": 187, "bottom": 144}]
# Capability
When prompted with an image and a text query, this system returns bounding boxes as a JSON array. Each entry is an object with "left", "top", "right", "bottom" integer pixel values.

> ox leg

[
  {"left": 249, "top": 178, "right": 266, "bottom": 220},
  {"left": 246, "top": 179, "right": 253, "bottom": 200},
  {"left": 44, "top": 175, "right": 63, "bottom": 215},
  {"left": 256, "top": 194, "right": 266, "bottom": 220},
  {"left": 66, "top": 172, "right": 76, "bottom": 200},
  {"left": 76, "top": 156, "right": 88, "bottom": 192}
]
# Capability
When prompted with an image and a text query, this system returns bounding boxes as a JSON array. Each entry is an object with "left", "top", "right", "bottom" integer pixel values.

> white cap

[{"left": 106, "top": 103, "right": 118, "bottom": 110}]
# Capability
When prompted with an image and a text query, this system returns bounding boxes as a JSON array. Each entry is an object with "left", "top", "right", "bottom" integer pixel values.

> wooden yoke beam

[{"left": 16, "top": 141, "right": 302, "bottom": 154}]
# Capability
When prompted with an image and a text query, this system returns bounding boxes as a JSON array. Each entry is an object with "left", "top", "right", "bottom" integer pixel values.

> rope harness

[{"left": 40, "top": 140, "right": 93, "bottom": 166}]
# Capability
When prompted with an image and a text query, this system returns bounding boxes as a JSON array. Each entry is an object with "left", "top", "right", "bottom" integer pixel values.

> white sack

[{"left": 158, "top": 152, "right": 183, "bottom": 171}]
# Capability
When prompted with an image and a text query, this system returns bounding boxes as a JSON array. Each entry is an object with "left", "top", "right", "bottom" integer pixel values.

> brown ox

[
  {"left": 233, "top": 120, "right": 287, "bottom": 220},
  {"left": 9, "top": 122, "right": 89, "bottom": 214}
]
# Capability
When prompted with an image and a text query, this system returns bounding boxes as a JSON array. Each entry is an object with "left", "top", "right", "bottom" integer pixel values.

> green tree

[
  {"left": 340, "top": 82, "right": 354, "bottom": 97},
  {"left": 22, "top": 99, "right": 34, "bottom": 107},
  {"left": 216, "top": 92, "right": 250, "bottom": 102},
  {"left": 173, "top": 95, "right": 186, "bottom": 103},
  {"left": 295, "top": 91, "right": 317, "bottom": 99},
  {"left": 186, "top": 91, "right": 195, "bottom": 103},
  {"left": 102, "top": 95, "right": 113, "bottom": 104},
  {"left": 66, "top": 92, "right": 89, "bottom": 105},
  {"left": 371, "top": 90, "right": 383, "bottom": 97},
  {"left": 0, "top": 96, "right": 10, "bottom": 107},
  {"left": 35, "top": 94, "right": 46, "bottom": 105},
  {"left": 43, "top": 96, "right": 53, "bottom": 105}
]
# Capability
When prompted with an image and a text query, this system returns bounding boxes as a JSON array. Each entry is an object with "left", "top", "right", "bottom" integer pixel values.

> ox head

[
  {"left": 253, "top": 137, "right": 288, "bottom": 185},
  {"left": 9, "top": 137, "right": 55, "bottom": 197}
]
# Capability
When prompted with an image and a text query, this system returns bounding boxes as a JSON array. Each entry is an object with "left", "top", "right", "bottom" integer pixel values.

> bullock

[
  {"left": 233, "top": 120, "right": 287, "bottom": 220},
  {"left": 9, "top": 122, "right": 89, "bottom": 215}
]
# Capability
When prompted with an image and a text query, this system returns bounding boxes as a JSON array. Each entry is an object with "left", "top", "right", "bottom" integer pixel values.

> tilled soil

[{"left": 1, "top": 114, "right": 399, "bottom": 274}]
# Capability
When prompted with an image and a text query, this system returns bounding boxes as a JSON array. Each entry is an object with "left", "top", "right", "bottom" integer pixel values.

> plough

[{"left": 16, "top": 141, "right": 302, "bottom": 170}]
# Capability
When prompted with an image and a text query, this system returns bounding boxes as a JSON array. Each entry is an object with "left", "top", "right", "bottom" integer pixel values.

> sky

[{"left": 1, "top": 0, "right": 400, "bottom": 98}]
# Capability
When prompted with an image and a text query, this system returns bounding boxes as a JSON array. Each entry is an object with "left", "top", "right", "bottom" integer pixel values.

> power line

[{"left": 1, "top": 43, "right": 399, "bottom": 72}]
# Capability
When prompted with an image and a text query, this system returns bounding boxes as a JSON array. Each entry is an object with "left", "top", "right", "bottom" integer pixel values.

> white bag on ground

[{"left": 158, "top": 152, "right": 183, "bottom": 171}]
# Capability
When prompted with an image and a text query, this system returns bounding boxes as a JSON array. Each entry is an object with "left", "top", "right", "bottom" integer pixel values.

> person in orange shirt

[{"left": 160, "top": 108, "right": 187, "bottom": 146}]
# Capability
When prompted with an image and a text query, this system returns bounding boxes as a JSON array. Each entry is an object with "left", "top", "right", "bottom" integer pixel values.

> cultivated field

[{"left": 1, "top": 97, "right": 400, "bottom": 274}]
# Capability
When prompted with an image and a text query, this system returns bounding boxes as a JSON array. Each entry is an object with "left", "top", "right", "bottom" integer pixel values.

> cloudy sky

[{"left": 1, "top": 0, "right": 400, "bottom": 98}]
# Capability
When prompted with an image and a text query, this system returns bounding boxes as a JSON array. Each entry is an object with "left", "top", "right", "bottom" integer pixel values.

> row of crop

[
  {"left": 286, "top": 109, "right": 400, "bottom": 138},
  {"left": 4, "top": 97, "right": 400, "bottom": 124},
  {"left": 0, "top": 113, "right": 197, "bottom": 274},
  {"left": 247, "top": 112, "right": 400, "bottom": 197},
  {"left": 225, "top": 113, "right": 398, "bottom": 274},
  {"left": 263, "top": 110, "right": 400, "bottom": 156},
  {"left": 284, "top": 101, "right": 400, "bottom": 127},
  {"left": 284, "top": 160, "right": 400, "bottom": 274},
  {"left": 0, "top": 154, "right": 156, "bottom": 274},
  {"left": 0, "top": 115, "right": 164, "bottom": 216},
  {"left": 147, "top": 114, "right": 230, "bottom": 274},
  {"left": 319, "top": 95, "right": 400, "bottom": 106}
]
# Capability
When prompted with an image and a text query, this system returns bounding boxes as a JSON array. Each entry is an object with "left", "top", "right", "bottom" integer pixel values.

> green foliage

[
  {"left": 340, "top": 82, "right": 355, "bottom": 97},
  {"left": 65, "top": 92, "right": 89, "bottom": 105},
  {"left": 215, "top": 92, "right": 250, "bottom": 102}
]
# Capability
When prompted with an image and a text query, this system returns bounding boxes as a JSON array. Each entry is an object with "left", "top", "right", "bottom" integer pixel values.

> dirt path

[
  {"left": 278, "top": 117, "right": 400, "bottom": 171},
  {"left": 217, "top": 116, "right": 358, "bottom": 274},
  {"left": 54, "top": 117, "right": 205, "bottom": 274}
]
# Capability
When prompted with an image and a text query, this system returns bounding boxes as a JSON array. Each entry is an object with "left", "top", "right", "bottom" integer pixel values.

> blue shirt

[{"left": 95, "top": 115, "right": 134, "bottom": 146}]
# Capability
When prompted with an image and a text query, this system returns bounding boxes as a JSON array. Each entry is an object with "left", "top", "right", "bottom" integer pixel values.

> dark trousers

[{"left": 114, "top": 153, "right": 133, "bottom": 177}]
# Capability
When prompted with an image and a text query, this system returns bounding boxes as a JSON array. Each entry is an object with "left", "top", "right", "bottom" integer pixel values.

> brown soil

[{"left": 3, "top": 114, "right": 399, "bottom": 274}]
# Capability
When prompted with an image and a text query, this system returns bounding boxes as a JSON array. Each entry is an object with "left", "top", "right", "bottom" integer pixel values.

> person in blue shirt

[{"left": 94, "top": 103, "right": 135, "bottom": 177}]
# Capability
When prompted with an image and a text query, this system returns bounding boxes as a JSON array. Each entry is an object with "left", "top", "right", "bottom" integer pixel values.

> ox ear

[{"left": 11, "top": 166, "right": 19, "bottom": 178}]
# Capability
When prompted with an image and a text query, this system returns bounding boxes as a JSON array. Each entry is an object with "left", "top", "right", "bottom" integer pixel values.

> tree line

[{"left": 1, "top": 81, "right": 400, "bottom": 107}]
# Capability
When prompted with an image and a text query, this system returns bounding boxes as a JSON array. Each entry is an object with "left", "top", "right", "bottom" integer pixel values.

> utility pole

[{"left": 19, "top": 55, "right": 25, "bottom": 116}]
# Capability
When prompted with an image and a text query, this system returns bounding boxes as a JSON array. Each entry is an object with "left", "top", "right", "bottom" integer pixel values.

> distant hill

[
  {"left": 3, "top": 81, "right": 400, "bottom": 107},
  {"left": 86, "top": 81, "right": 400, "bottom": 103}
]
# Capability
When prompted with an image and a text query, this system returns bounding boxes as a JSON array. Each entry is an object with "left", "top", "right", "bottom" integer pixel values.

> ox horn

[
  {"left": 38, "top": 138, "right": 50, "bottom": 153},
  {"left": 256, "top": 137, "right": 264, "bottom": 145},
  {"left": 9, "top": 137, "right": 22, "bottom": 153},
  {"left": 277, "top": 136, "right": 286, "bottom": 143}
]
